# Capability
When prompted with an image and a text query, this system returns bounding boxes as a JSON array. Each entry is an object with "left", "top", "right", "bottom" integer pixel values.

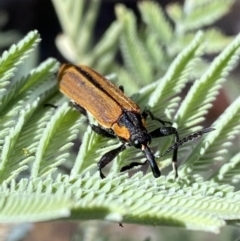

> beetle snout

[{"left": 142, "top": 145, "right": 161, "bottom": 178}]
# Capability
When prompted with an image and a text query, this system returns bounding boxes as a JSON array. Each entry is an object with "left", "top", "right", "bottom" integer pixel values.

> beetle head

[
  {"left": 130, "top": 132, "right": 151, "bottom": 149},
  {"left": 130, "top": 132, "right": 161, "bottom": 178}
]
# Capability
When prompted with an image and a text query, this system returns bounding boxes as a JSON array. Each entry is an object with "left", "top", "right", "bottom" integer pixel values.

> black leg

[
  {"left": 172, "top": 141, "right": 178, "bottom": 178},
  {"left": 142, "top": 110, "right": 172, "bottom": 126},
  {"left": 70, "top": 102, "right": 116, "bottom": 139},
  {"left": 98, "top": 144, "right": 126, "bottom": 178},
  {"left": 120, "top": 160, "right": 147, "bottom": 173},
  {"left": 149, "top": 126, "right": 178, "bottom": 138},
  {"left": 149, "top": 126, "right": 179, "bottom": 178},
  {"left": 91, "top": 124, "right": 116, "bottom": 139},
  {"left": 119, "top": 85, "right": 124, "bottom": 92},
  {"left": 44, "top": 103, "right": 58, "bottom": 109},
  {"left": 142, "top": 110, "right": 179, "bottom": 177},
  {"left": 70, "top": 102, "right": 87, "bottom": 116}
]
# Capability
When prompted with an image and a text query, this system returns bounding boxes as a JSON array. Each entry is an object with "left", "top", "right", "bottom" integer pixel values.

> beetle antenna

[{"left": 160, "top": 127, "right": 215, "bottom": 157}]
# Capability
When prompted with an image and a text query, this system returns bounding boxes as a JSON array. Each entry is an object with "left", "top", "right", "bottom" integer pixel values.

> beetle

[{"left": 58, "top": 64, "right": 214, "bottom": 178}]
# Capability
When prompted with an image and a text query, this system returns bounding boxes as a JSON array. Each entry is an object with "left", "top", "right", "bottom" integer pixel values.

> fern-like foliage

[
  {"left": 182, "top": 95, "right": 240, "bottom": 178},
  {"left": 0, "top": 0, "right": 240, "bottom": 235},
  {"left": 51, "top": 0, "right": 121, "bottom": 74},
  {"left": 115, "top": 0, "right": 234, "bottom": 96}
]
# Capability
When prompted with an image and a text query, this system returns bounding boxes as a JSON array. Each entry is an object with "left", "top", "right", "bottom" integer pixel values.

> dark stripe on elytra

[{"left": 75, "top": 66, "right": 123, "bottom": 109}]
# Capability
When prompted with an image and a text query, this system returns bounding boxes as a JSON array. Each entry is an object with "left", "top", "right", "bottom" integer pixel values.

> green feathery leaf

[
  {"left": 183, "top": 0, "right": 234, "bottom": 31},
  {"left": 116, "top": 4, "right": 153, "bottom": 85},
  {"left": 181, "top": 96, "right": 240, "bottom": 176},
  {"left": 213, "top": 153, "right": 240, "bottom": 184},
  {"left": 90, "top": 22, "right": 122, "bottom": 73},
  {"left": 147, "top": 31, "right": 203, "bottom": 118},
  {"left": 175, "top": 33, "right": 240, "bottom": 131},
  {"left": 1, "top": 174, "right": 240, "bottom": 233},
  {"left": 138, "top": 1, "right": 173, "bottom": 44},
  {"left": 0, "top": 30, "right": 40, "bottom": 90},
  {"left": 31, "top": 102, "right": 83, "bottom": 178}
]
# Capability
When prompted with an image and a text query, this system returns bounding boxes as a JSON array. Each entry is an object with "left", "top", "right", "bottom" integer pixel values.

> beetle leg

[
  {"left": 98, "top": 144, "right": 126, "bottom": 178},
  {"left": 149, "top": 126, "right": 178, "bottom": 139},
  {"left": 70, "top": 102, "right": 87, "bottom": 116},
  {"left": 91, "top": 124, "right": 116, "bottom": 139},
  {"left": 120, "top": 160, "right": 147, "bottom": 173},
  {"left": 70, "top": 102, "right": 116, "bottom": 139},
  {"left": 119, "top": 85, "right": 124, "bottom": 92},
  {"left": 142, "top": 110, "right": 172, "bottom": 126},
  {"left": 44, "top": 103, "right": 58, "bottom": 109},
  {"left": 149, "top": 126, "right": 180, "bottom": 178}
]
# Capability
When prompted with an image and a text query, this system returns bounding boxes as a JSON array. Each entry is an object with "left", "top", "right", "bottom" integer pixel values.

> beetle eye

[{"left": 133, "top": 139, "right": 141, "bottom": 148}]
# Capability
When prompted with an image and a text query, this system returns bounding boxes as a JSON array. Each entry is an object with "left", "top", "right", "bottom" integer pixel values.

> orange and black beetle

[{"left": 58, "top": 64, "right": 214, "bottom": 178}]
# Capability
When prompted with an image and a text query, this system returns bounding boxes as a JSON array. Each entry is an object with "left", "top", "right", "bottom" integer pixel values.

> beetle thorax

[{"left": 112, "top": 111, "right": 150, "bottom": 147}]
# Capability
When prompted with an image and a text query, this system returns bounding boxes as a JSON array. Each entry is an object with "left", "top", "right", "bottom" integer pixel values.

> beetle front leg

[
  {"left": 149, "top": 126, "right": 180, "bottom": 178},
  {"left": 98, "top": 144, "right": 126, "bottom": 178},
  {"left": 142, "top": 110, "right": 172, "bottom": 126}
]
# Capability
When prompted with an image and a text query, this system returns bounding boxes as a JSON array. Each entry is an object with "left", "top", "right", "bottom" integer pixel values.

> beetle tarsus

[
  {"left": 99, "top": 170, "right": 106, "bottom": 179},
  {"left": 172, "top": 161, "right": 178, "bottom": 178}
]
